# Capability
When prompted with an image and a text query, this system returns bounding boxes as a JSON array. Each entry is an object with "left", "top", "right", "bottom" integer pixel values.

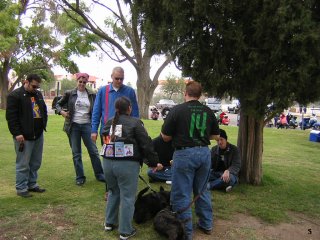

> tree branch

[
  {"left": 59, "top": 0, "right": 138, "bottom": 69},
  {"left": 152, "top": 55, "right": 173, "bottom": 85}
]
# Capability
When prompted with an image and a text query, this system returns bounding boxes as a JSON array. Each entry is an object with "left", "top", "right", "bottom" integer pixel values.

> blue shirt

[{"left": 91, "top": 84, "right": 139, "bottom": 134}]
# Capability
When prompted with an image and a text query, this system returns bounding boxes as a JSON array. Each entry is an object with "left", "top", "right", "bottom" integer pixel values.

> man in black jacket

[
  {"left": 147, "top": 135, "right": 174, "bottom": 183},
  {"left": 208, "top": 129, "right": 241, "bottom": 192},
  {"left": 6, "top": 74, "right": 47, "bottom": 198}
]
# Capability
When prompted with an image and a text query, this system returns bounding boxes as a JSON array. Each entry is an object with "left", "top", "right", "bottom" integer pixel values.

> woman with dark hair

[{"left": 101, "top": 96, "right": 158, "bottom": 240}]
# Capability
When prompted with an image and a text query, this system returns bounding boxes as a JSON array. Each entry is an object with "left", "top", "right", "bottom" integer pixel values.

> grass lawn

[{"left": 0, "top": 110, "right": 319, "bottom": 239}]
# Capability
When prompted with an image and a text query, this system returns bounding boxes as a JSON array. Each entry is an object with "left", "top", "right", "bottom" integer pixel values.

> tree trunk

[
  {"left": 136, "top": 68, "right": 157, "bottom": 119},
  {"left": 0, "top": 60, "right": 10, "bottom": 110},
  {"left": 0, "top": 83, "right": 9, "bottom": 109},
  {"left": 237, "top": 110, "right": 264, "bottom": 185}
]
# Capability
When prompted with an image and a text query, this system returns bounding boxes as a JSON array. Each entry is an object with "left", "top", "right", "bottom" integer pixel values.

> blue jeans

[
  {"left": 171, "top": 147, "right": 213, "bottom": 239},
  {"left": 69, "top": 123, "right": 104, "bottom": 181},
  {"left": 103, "top": 159, "right": 140, "bottom": 235},
  {"left": 207, "top": 171, "right": 238, "bottom": 190},
  {"left": 147, "top": 166, "right": 172, "bottom": 182},
  {"left": 14, "top": 134, "right": 44, "bottom": 193}
]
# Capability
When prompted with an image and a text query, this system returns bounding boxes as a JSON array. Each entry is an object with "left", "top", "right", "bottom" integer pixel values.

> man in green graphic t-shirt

[{"left": 161, "top": 81, "right": 220, "bottom": 239}]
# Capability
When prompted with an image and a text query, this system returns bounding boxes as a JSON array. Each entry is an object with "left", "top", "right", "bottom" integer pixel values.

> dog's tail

[{"left": 137, "top": 187, "right": 150, "bottom": 199}]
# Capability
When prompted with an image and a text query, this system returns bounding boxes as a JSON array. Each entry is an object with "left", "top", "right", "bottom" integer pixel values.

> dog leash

[
  {"left": 175, "top": 177, "right": 209, "bottom": 215},
  {"left": 138, "top": 175, "right": 156, "bottom": 193}
]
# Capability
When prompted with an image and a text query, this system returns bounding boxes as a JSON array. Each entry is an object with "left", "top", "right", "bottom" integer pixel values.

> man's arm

[
  {"left": 228, "top": 146, "right": 241, "bottom": 175},
  {"left": 91, "top": 87, "right": 103, "bottom": 134},
  {"left": 210, "top": 134, "right": 220, "bottom": 141},
  {"left": 6, "top": 93, "right": 21, "bottom": 137},
  {"left": 129, "top": 87, "right": 139, "bottom": 118}
]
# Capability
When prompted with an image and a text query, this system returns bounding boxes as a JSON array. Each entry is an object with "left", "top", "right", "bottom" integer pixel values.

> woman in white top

[{"left": 56, "top": 73, "right": 105, "bottom": 186}]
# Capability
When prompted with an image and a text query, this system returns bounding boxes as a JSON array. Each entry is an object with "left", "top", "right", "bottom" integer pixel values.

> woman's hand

[{"left": 61, "top": 110, "right": 69, "bottom": 119}]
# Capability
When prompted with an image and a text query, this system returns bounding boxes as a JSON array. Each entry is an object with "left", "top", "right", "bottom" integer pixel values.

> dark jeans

[
  {"left": 147, "top": 166, "right": 172, "bottom": 182},
  {"left": 207, "top": 170, "right": 237, "bottom": 190},
  {"left": 69, "top": 123, "right": 104, "bottom": 181}
]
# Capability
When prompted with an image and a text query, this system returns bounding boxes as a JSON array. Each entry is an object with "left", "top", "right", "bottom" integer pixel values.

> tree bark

[
  {"left": 237, "top": 110, "right": 264, "bottom": 185},
  {"left": 136, "top": 66, "right": 157, "bottom": 119},
  {"left": 0, "top": 59, "right": 11, "bottom": 109}
]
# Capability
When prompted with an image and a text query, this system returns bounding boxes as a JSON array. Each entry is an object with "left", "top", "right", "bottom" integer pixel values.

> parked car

[
  {"left": 155, "top": 99, "right": 176, "bottom": 119},
  {"left": 155, "top": 99, "right": 176, "bottom": 110},
  {"left": 205, "top": 97, "right": 221, "bottom": 113},
  {"left": 227, "top": 99, "right": 240, "bottom": 113}
]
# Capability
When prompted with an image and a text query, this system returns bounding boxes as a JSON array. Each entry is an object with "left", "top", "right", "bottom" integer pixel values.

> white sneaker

[
  {"left": 166, "top": 181, "right": 172, "bottom": 185},
  {"left": 119, "top": 228, "right": 136, "bottom": 240},
  {"left": 225, "top": 186, "right": 232, "bottom": 192}
]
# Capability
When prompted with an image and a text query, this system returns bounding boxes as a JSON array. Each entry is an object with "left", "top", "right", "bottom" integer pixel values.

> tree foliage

[
  {"left": 162, "top": 75, "right": 186, "bottom": 100},
  {"left": 138, "top": 0, "right": 320, "bottom": 184},
  {"left": 60, "top": 79, "right": 77, "bottom": 94},
  {"left": 0, "top": 0, "right": 83, "bottom": 109}
]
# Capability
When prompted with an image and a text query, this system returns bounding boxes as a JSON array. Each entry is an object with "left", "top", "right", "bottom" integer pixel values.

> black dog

[
  {"left": 153, "top": 207, "right": 186, "bottom": 240},
  {"left": 133, "top": 186, "right": 170, "bottom": 224}
]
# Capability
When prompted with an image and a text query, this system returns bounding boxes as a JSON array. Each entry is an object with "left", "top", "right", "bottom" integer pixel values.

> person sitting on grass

[
  {"left": 147, "top": 134, "right": 174, "bottom": 184},
  {"left": 207, "top": 129, "right": 241, "bottom": 192}
]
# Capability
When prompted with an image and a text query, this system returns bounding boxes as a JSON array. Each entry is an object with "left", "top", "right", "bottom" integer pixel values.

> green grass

[{"left": 0, "top": 110, "right": 319, "bottom": 239}]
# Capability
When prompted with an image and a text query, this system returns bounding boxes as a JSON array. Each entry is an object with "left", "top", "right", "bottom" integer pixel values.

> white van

[{"left": 205, "top": 98, "right": 221, "bottom": 112}]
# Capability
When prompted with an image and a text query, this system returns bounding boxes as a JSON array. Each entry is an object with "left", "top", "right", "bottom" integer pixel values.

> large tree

[
  {"left": 55, "top": 0, "right": 174, "bottom": 118},
  {"left": 0, "top": 0, "right": 83, "bottom": 109},
  {"left": 138, "top": 0, "right": 320, "bottom": 184}
]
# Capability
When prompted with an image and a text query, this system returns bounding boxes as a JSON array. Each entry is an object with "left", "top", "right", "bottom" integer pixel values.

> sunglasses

[
  {"left": 114, "top": 77, "right": 124, "bottom": 81},
  {"left": 31, "top": 84, "right": 40, "bottom": 89},
  {"left": 78, "top": 81, "right": 87, "bottom": 84}
]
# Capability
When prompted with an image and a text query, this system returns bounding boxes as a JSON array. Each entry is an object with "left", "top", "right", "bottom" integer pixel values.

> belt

[{"left": 175, "top": 145, "right": 208, "bottom": 150}]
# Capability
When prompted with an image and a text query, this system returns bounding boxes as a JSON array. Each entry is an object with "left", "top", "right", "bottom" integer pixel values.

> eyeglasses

[
  {"left": 114, "top": 77, "right": 124, "bottom": 81},
  {"left": 31, "top": 85, "right": 40, "bottom": 89},
  {"left": 78, "top": 81, "right": 87, "bottom": 84}
]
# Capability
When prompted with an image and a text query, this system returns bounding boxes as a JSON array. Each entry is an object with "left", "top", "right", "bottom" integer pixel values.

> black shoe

[
  {"left": 104, "top": 223, "right": 117, "bottom": 231},
  {"left": 196, "top": 223, "right": 212, "bottom": 235},
  {"left": 76, "top": 179, "right": 86, "bottom": 186},
  {"left": 119, "top": 228, "right": 136, "bottom": 240},
  {"left": 28, "top": 186, "right": 46, "bottom": 193},
  {"left": 17, "top": 191, "right": 33, "bottom": 198},
  {"left": 96, "top": 176, "right": 106, "bottom": 183}
]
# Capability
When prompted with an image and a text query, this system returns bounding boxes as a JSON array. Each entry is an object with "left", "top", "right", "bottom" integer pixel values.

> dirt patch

[
  {"left": 194, "top": 212, "right": 320, "bottom": 240},
  {"left": 0, "top": 205, "right": 74, "bottom": 240},
  {"left": 1, "top": 207, "right": 319, "bottom": 240}
]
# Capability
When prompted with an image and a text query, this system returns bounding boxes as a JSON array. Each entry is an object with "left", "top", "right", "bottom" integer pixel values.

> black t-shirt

[
  {"left": 161, "top": 100, "right": 219, "bottom": 148},
  {"left": 153, "top": 135, "right": 174, "bottom": 167},
  {"left": 216, "top": 148, "right": 227, "bottom": 172}
]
